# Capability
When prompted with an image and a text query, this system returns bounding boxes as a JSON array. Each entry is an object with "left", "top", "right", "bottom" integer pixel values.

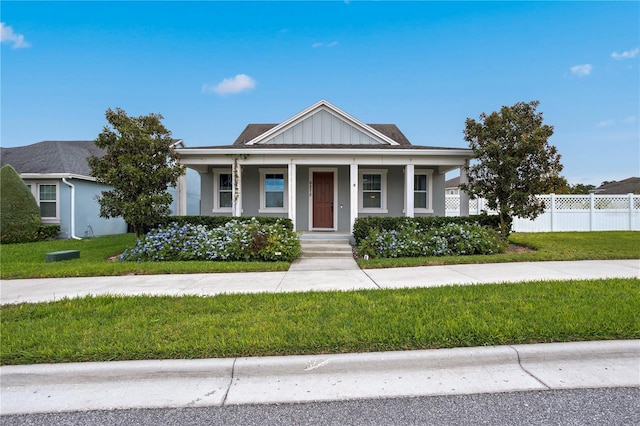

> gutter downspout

[{"left": 61, "top": 178, "right": 82, "bottom": 240}]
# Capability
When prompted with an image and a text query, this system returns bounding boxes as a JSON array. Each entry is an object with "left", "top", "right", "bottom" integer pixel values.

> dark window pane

[
  {"left": 266, "top": 191, "right": 284, "bottom": 208},
  {"left": 363, "top": 192, "right": 381, "bottom": 208},
  {"left": 414, "top": 192, "right": 427, "bottom": 209},
  {"left": 40, "top": 201, "right": 56, "bottom": 218},
  {"left": 362, "top": 174, "right": 381, "bottom": 191},
  {"left": 219, "top": 192, "right": 232, "bottom": 208},
  {"left": 219, "top": 173, "right": 233, "bottom": 191},
  {"left": 39, "top": 185, "right": 56, "bottom": 201},
  {"left": 414, "top": 174, "right": 427, "bottom": 191}
]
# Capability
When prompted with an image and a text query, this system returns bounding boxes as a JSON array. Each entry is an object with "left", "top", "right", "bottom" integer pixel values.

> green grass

[
  {"left": 0, "top": 234, "right": 289, "bottom": 279},
  {"left": 1, "top": 278, "right": 638, "bottom": 365},
  {"left": 1, "top": 231, "right": 638, "bottom": 279},
  {"left": 358, "top": 231, "right": 640, "bottom": 268}
]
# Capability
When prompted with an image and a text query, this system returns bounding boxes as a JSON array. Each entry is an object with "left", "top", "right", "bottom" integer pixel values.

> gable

[
  {"left": 243, "top": 100, "right": 403, "bottom": 147},
  {"left": 258, "top": 109, "right": 385, "bottom": 146}
]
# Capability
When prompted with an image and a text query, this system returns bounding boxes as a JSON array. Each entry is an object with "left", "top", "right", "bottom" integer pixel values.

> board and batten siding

[{"left": 260, "top": 110, "right": 381, "bottom": 145}]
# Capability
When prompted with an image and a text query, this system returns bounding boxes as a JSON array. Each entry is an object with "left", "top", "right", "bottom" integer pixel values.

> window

[
  {"left": 259, "top": 168, "right": 287, "bottom": 212},
  {"left": 413, "top": 170, "right": 433, "bottom": 213},
  {"left": 213, "top": 169, "right": 233, "bottom": 212},
  {"left": 39, "top": 184, "right": 58, "bottom": 218},
  {"left": 359, "top": 169, "right": 388, "bottom": 213}
]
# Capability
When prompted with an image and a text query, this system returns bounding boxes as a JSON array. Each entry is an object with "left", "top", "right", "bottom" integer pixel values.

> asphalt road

[{"left": 3, "top": 388, "right": 638, "bottom": 426}]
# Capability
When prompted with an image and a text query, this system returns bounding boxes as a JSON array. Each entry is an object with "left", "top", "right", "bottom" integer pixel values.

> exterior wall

[
  {"left": 199, "top": 168, "right": 216, "bottom": 215},
  {"left": 72, "top": 180, "right": 128, "bottom": 237},
  {"left": 431, "top": 172, "right": 446, "bottom": 216},
  {"left": 241, "top": 165, "right": 287, "bottom": 219},
  {"left": 336, "top": 166, "right": 351, "bottom": 232}
]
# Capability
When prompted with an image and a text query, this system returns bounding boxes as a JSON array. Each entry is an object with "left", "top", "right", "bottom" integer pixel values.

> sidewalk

[
  {"left": 1, "top": 259, "right": 638, "bottom": 305},
  {"left": 1, "top": 259, "right": 638, "bottom": 415}
]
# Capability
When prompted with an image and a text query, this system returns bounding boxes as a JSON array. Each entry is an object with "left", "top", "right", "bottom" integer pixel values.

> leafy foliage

[
  {"left": 121, "top": 218, "right": 300, "bottom": 262},
  {"left": 0, "top": 165, "right": 42, "bottom": 244},
  {"left": 156, "top": 215, "right": 294, "bottom": 231},
  {"left": 88, "top": 108, "right": 185, "bottom": 236},
  {"left": 357, "top": 222, "right": 505, "bottom": 259},
  {"left": 461, "top": 101, "right": 563, "bottom": 236},
  {"left": 352, "top": 215, "right": 504, "bottom": 245}
]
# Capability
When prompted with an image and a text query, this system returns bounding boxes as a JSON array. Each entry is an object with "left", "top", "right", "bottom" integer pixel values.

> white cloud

[
  {"left": 611, "top": 47, "right": 639, "bottom": 60},
  {"left": 203, "top": 74, "right": 256, "bottom": 95},
  {"left": 312, "top": 41, "right": 339, "bottom": 48},
  {"left": 0, "top": 22, "right": 31, "bottom": 49},
  {"left": 570, "top": 64, "right": 592, "bottom": 77},
  {"left": 596, "top": 115, "right": 637, "bottom": 128}
]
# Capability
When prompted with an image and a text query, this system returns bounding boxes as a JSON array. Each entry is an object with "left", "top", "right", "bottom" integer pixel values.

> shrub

[
  {"left": 357, "top": 222, "right": 505, "bottom": 259},
  {"left": 156, "top": 216, "right": 294, "bottom": 231},
  {"left": 34, "top": 225, "right": 61, "bottom": 241},
  {"left": 352, "top": 214, "right": 506, "bottom": 245},
  {"left": 1, "top": 165, "right": 42, "bottom": 244},
  {"left": 121, "top": 218, "right": 300, "bottom": 262}
]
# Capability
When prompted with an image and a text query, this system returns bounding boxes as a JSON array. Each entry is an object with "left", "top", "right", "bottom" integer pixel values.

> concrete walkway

[
  {"left": 1, "top": 259, "right": 638, "bottom": 415},
  {"left": 1, "top": 259, "right": 638, "bottom": 305}
]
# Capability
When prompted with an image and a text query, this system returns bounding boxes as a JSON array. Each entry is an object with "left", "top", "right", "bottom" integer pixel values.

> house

[
  {"left": 445, "top": 176, "right": 461, "bottom": 195},
  {"left": 593, "top": 177, "right": 640, "bottom": 194},
  {"left": 175, "top": 100, "right": 473, "bottom": 233},
  {"left": 1, "top": 140, "right": 201, "bottom": 239}
]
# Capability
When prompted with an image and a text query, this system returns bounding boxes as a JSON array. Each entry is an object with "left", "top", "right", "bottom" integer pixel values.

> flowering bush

[
  {"left": 120, "top": 218, "right": 300, "bottom": 262},
  {"left": 357, "top": 222, "right": 505, "bottom": 259}
]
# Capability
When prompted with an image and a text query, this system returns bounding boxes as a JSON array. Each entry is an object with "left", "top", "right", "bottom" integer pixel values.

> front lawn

[
  {"left": 0, "top": 234, "right": 289, "bottom": 279},
  {"left": 1, "top": 278, "right": 638, "bottom": 365},
  {"left": 1, "top": 230, "right": 638, "bottom": 279}
]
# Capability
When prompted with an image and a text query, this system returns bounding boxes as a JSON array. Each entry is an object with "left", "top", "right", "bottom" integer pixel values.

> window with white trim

[
  {"left": 259, "top": 168, "right": 287, "bottom": 212},
  {"left": 212, "top": 169, "right": 233, "bottom": 212},
  {"left": 25, "top": 182, "right": 59, "bottom": 221},
  {"left": 414, "top": 170, "right": 433, "bottom": 213},
  {"left": 359, "top": 169, "right": 388, "bottom": 213}
]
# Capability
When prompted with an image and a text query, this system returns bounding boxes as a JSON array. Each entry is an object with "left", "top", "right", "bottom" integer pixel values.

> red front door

[{"left": 313, "top": 172, "right": 334, "bottom": 229}]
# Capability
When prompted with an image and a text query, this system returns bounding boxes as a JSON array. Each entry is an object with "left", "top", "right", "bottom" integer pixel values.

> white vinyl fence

[{"left": 446, "top": 193, "right": 640, "bottom": 232}]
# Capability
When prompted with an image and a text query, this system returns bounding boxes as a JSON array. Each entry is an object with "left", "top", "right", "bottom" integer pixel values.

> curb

[{"left": 2, "top": 340, "right": 638, "bottom": 414}]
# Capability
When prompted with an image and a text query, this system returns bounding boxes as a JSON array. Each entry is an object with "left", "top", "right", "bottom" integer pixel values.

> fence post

[
  {"left": 629, "top": 193, "right": 634, "bottom": 231},
  {"left": 590, "top": 193, "right": 595, "bottom": 231},
  {"left": 550, "top": 193, "right": 556, "bottom": 231}
]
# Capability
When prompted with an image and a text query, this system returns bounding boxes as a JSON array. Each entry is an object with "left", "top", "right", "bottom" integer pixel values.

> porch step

[{"left": 299, "top": 235, "right": 354, "bottom": 258}]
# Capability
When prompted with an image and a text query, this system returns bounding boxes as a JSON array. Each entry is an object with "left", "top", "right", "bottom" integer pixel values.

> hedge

[
  {"left": 352, "top": 215, "right": 507, "bottom": 245},
  {"left": 156, "top": 216, "right": 294, "bottom": 231}
]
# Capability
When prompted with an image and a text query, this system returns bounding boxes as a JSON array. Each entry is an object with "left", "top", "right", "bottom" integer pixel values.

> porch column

[
  {"left": 288, "top": 163, "right": 296, "bottom": 231},
  {"left": 177, "top": 173, "right": 187, "bottom": 216},
  {"left": 459, "top": 163, "right": 470, "bottom": 217},
  {"left": 350, "top": 164, "right": 358, "bottom": 234},
  {"left": 405, "top": 164, "right": 414, "bottom": 218},
  {"left": 232, "top": 161, "right": 242, "bottom": 217}
]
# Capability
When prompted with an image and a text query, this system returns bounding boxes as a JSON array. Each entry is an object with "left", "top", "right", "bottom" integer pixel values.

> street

[{"left": 3, "top": 387, "right": 638, "bottom": 426}]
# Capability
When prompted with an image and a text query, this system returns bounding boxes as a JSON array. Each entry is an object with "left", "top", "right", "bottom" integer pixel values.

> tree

[
  {"left": 88, "top": 108, "right": 185, "bottom": 237},
  {"left": 1, "top": 165, "right": 41, "bottom": 244},
  {"left": 461, "top": 101, "right": 563, "bottom": 236}
]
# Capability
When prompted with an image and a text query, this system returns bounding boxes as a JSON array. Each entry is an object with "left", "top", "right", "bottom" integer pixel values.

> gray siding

[{"left": 262, "top": 110, "right": 382, "bottom": 146}]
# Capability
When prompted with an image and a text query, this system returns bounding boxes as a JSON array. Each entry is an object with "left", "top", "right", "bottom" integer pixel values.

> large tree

[
  {"left": 461, "top": 101, "right": 563, "bottom": 236},
  {"left": 88, "top": 108, "right": 185, "bottom": 237}
]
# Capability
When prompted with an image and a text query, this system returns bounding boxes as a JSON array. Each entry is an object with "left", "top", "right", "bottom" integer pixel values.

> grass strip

[
  {"left": 358, "top": 231, "right": 640, "bottom": 268},
  {"left": 2, "top": 278, "right": 638, "bottom": 365}
]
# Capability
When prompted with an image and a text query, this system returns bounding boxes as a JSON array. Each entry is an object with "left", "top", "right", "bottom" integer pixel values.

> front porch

[{"left": 176, "top": 158, "right": 471, "bottom": 234}]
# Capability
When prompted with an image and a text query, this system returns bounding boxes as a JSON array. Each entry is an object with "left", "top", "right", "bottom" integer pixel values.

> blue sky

[{"left": 2, "top": 1, "right": 638, "bottom": 186}]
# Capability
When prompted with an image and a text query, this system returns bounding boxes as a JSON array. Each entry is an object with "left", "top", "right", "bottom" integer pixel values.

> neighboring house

[
  {"left": 1, "top": 140, "right": 200, "bottom": 239},
  {"left": 593, "top": 177, "right": 640, "bottom": 194},
  {"left": 175, "top": 100, "right": 473, "bottom": 233},
  {"left": 445, "top": 176, "right": 461, "bottom": 195}
]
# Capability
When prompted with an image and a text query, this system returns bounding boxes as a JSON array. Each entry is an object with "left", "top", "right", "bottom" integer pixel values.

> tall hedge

[{"left": 0, "top": 165, "right": 42, "bottom": 244}]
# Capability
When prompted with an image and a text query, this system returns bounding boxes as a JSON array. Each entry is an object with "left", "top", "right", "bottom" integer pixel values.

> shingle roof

[
  {"left": 232, "top": 123, "right": 413, "bottom": 147},
  {"left": 594, "top": 177, "right": 640, "bottom": 194},
  {"left": 0, "top": 141, "right": 104, "bottom": 177}
]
